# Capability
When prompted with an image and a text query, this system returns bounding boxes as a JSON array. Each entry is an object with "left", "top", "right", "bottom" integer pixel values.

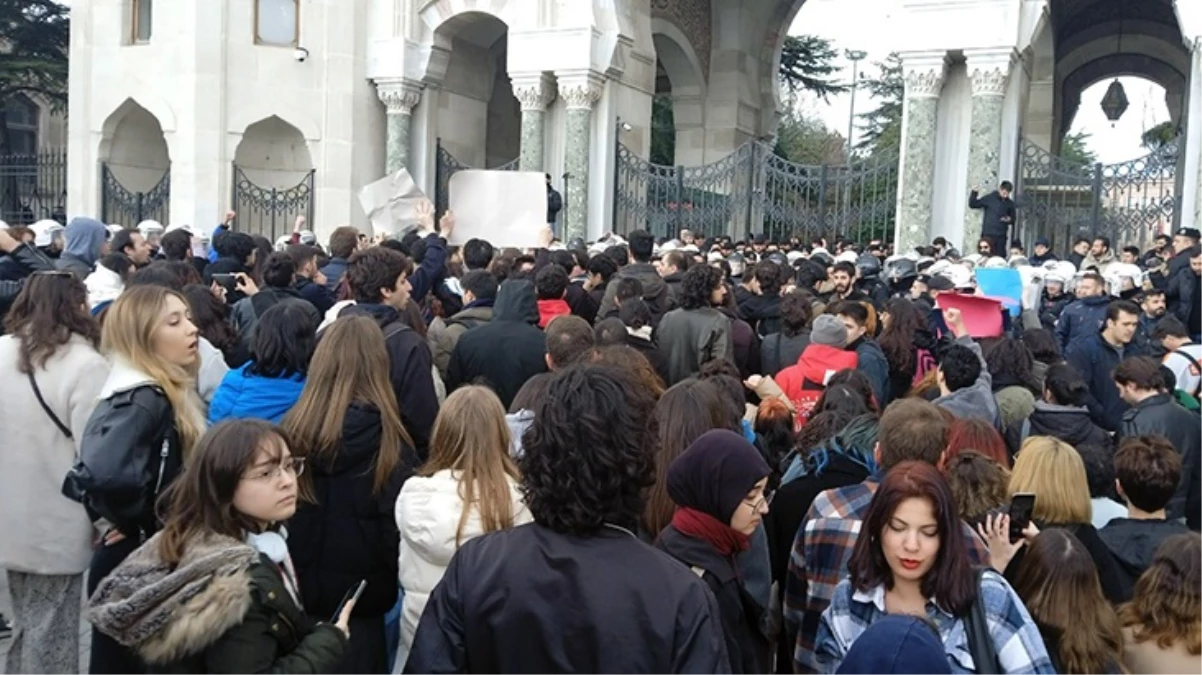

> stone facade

[
  {"left": 962, "top": 51, "right": 1013, "bottom": 250},
  {"left": 559, "top": 73, "right": 604, "bottom": 243},
  {"left": 376, "top": 79, "right": 423, "bottom": 175},
  {"left": 895, "top": 55, "right": 946, "bottom": 254}
]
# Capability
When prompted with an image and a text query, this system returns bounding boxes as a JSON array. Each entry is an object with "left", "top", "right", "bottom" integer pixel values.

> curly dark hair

[
  {"left": 1021, "top": 328, "right": 1060, "bottom": 365},
  {"left": 4, "top": 272, "right": 100, "bottom": 374},
  {"left": 346, "top": 247, "right": 413, "bottom": 304},
  {"left": 213, "top": 230, "right": 256, "bottom": 265},
  {"left": 984, "top": 336, "right": 1040, "bottom": 394},
  {"left": 678, "top": 264, "right": 723, "bottom": 310},
  {"left": 940, "top": 343, "right": 981, "bottom": 391},
  {"left": 779, "top": 290, "right": 813, "bottom": 337},
  {"left": 247, "top": 302, "right": 317, "bottom": 378},
  {"left": 519, "top": 364, "right": 657, "bottom": 535}
]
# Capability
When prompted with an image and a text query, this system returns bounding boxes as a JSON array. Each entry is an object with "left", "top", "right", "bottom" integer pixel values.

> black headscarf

[{"left": 667, "top": 429, "right": 770, "bottom": 524}]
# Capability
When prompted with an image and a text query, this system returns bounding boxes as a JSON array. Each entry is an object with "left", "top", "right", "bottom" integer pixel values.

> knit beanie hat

[{"left": 811, "top": 314, "right": 848, "bottom": 348}]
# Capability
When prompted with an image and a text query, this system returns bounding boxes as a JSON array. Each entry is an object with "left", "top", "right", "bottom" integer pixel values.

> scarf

[{"left": 672, "top": 506, "right": 750, "bottom": 557}]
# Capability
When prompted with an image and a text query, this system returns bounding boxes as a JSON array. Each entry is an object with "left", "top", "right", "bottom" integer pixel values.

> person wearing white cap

[
  {"left": 30, "top": 219, "right": 65, "bottom": 257},
  {"left": 136, "top": 220, "right": 164, "bottom": 256}
]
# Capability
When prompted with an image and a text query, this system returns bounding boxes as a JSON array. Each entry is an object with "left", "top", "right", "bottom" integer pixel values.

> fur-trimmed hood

[{"left": 87, "top": 531, "right": 259, "bottom": 665}]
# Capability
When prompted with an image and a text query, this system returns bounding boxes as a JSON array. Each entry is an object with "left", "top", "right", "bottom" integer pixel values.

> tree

[
  {"left": 1059, "top": 131, "right": 1098, "bottom": 166},
  {"left": 0, "top": 0, "right": 69, "bottom": 155},
  {"left": 854, "top": 54, "right": 902, "bottom": 160},
  {"left": 650, "top": 94, "right": 675, "bottom": 165},
  {"left": 778, "top": 35, "right": 848, "bottom": 101},
  {"left": 773, "top": 105, "right": 845, "bottom": 165},
  {"left": 1140, "top": 120, "right": 1177, "bottom": 151}
]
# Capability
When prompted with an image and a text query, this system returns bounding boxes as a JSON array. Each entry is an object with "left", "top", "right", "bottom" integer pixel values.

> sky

[{"left": 788, "top": 0, "right": 1170, "bottom": 164}]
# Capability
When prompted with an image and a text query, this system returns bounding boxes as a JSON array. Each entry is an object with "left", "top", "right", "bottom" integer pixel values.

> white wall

[
  {"left": 106, "top": 104, "right": 170, "bottom": 193},
  {"left": 931, "top": 60, "right": 971, "bottom": 246}
]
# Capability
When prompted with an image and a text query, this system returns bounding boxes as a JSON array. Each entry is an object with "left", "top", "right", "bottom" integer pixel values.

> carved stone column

[
  {"left": 512, "top": 74, "right": 556, "bottom": 172},
  {"left": 895, "top": 54, "right": 947, "bottom": 254},
  {"left": 557, "top": 72, "right": 604, "bottom": 243},
  {"left": 374, "top": 78, "right": 423, "bottom": 174},
  {"left": 963, "top": 50, "right": 1015, "bottom": 251}
]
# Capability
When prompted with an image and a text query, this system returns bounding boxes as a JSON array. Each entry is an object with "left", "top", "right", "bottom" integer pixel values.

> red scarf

[{"left": 672, "top": 506, "right": 751, "bottom": 557}]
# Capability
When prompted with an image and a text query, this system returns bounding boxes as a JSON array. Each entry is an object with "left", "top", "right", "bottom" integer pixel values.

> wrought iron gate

[
  {"left": 613, "top": 141, "right": 899, "bottom": 242},
  {"left": 230, "top": 165, "right": 315, "bottom": 243},
  {"left": 0, "top": 151, "right": 67, "bottom": 225},
  {"left": 101, "top": 164, "right": 170, "bottom": 226},
  {"left": 434, "top": 139, "right": 519, "bottom": 219},
  {"left": 1016, "top": 138, "right": 1179, "bottom": 251}
]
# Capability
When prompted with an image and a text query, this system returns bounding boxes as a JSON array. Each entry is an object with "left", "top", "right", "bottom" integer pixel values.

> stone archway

[
  {"left": 232, "top": 116, "right": 315, "bottom": 241},
  {"left": 651, "top": 19, "right": 708, "bottom": 166},
  {"left": 99, "top": 98, "right": 171, "bottom": 224}
]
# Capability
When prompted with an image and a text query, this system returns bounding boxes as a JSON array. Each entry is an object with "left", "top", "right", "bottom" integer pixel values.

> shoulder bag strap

[
  {"left": 966, "top": 567, "right": 1001, "bottom": 675},
  {"left": 28, "top": 371, "right": 72, "bottom": 440}
]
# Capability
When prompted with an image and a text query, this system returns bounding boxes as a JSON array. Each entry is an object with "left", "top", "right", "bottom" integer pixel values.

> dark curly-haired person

[
  {"left": 656, "top": 264, "right": 733, "bottom": 386},
  {"left": 404, "top": 364, "right": 731, "bottom": 673}
]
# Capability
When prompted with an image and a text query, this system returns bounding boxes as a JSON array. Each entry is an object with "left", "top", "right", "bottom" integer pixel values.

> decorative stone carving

[
  {"left": 903, "top": 68, "right": 945, "bottom": 99},
  {"left": 375, "top": 79, "right": 423, "bottom": 116},
  {"left": 969, "top": 67, "right": 1009, "bottom": 97},
  {"left": 512, "top": 75, "right": 556, "bottom": 112},
  {"left": 558, "top": 76, "right": 604, "bottom": 110},
  {"left": 650, "top": 0, "right": 711, "bottom": 81}
]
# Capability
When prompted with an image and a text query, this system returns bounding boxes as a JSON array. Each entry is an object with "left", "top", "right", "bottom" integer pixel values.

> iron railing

[
  {"left": 0, "top": 150, "right": 67, "bottom": 225},
  {"left": 101, "top": 163, "right": 171, "bottom": 226},
  {"left": 231, "top": 165, "right": 315, "bottom": 243}
]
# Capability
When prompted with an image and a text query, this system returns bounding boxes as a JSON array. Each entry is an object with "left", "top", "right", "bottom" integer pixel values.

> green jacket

[{"left": 89, "top": 532, "right": 346, "bottom": 674}]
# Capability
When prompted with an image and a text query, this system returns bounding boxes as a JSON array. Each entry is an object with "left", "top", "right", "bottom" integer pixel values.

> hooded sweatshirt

[
  {"left": 57, "top": 217, "right": 107, "bottom": 279},
  {"left": 775, "top": 344, "right": 859, "bottom": 424},
  {"left": 1099, "top": 517, "right": 1190, "bottom": 592},
  {"left": 597, "top": 262, "right": 672, "bottom": 320},
  {"left": 447, "top": 279, "right": 547, "bottom": 410},
  {"left": 934, "top": 335, "right": 1000, "bottom": 425},
  {"left": 84, "top": 264, "right": 125, "bottom": 310}
]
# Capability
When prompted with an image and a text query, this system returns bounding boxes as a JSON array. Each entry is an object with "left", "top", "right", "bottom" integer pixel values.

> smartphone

[
  {"left": 330, "top": 579, "right": 367, "bottom": 623},
  {"left": 211, "top": 273, "right": 237, "bottom": 291},
  {"left": 1008, "top": 493, "right": 1036, "bottom": 543}
]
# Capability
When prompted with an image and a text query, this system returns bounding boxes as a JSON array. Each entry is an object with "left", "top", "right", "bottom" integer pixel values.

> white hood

[{"left": 84, "top": 266, "right": 125, "bottom": 310}]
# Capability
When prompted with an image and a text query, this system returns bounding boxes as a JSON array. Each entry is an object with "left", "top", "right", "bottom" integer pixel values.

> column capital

[
  {"left": 374, "top": 78, "right": 424, "bottom": 115},
  {"left": 511, "top": 72, "right": 557, "bottom": 112},
  {"left": 556, "top": 70, "right": 605, "bottom": 110},
  {"left": 899, "top": 51, "right": 948, "bottom": 100},
  {"left": 964, "top": 48, "right": 1017, "bottom": 98}
]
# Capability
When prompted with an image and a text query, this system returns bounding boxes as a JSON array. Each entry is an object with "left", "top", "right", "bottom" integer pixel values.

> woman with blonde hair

[
  {"left": 62, "top": 284, "right": 206, "bottom": 673},
  {"left": 1119, "top": 532, "right": 1201, "bottom": 673},
  {"left": 282, "top": 315, "right": 418, "bottom": 673},
  {"left": 981, "top": 435, "right": 1130, "bottom": 603},
  {"left": 393, "top": 385, "right": 531, "bottom": 670}
]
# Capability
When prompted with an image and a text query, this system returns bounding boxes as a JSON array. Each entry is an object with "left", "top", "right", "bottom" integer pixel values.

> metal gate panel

[
  {"left": 231, "top": 165, "right": 315, "bottom": 243},
  {"left": 0, "top": 151, "right": 67, "bottom": 225},
  {"left": 101, "top": 164, "right": 170, "bottom": 226}
]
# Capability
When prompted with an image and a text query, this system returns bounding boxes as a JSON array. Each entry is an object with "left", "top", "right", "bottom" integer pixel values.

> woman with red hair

[{"left": 815, "top": 461, "right": 1052, "bottom": 673}]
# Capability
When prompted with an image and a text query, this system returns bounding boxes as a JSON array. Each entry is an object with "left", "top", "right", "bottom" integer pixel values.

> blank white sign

[{"left": 448, "top": 170, "right": 547, "bottom": 248}]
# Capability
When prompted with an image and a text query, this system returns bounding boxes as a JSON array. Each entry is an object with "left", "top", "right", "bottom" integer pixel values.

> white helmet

[
  {"left": 274, "top": 235, "right": 291, "bottom": 251},
  {"left": 982, "top": 256, "right": 1008, "bottom": 269},
  {"left": 944, "top": 265, "right": 974, "bottom": 289},
  {"left": 105, "top": 224, "right": 124, "bottom": 236},
  {"left": 30, "top": 219, "right": 64, "bottom": 247},
  {"left": 137, "top": 219, "right": 164, "bottom": 236},
  {"left": 1104, "top": 263, "right": 1143, "bottom": 296}
]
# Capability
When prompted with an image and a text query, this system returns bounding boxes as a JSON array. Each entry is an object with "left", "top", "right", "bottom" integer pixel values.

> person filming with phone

[{"left": 87, "top": 420, "right": 353, "bottom": 672}]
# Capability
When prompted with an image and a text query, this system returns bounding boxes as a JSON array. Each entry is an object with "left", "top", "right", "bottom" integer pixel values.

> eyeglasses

[
  {"left": 743, "top": 489, "right": 775, "bottom": 511},
  {"left": 244, "top": 457, "right": 305, "bottom": 482}
]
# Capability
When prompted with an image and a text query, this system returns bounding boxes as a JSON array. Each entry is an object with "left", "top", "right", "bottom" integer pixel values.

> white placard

[
  {"left": 447, "top": 170, "right": 547, "bottom": 248},
  {"left": 357, "top": 169, "right": 428, "bottom": 237}
]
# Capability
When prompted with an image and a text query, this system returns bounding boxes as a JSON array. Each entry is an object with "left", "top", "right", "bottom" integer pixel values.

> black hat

[
  {"left": 667, "top": 429, "right": 770, "bottom": 524},
  {"left": 1176, "top": 227, "right": 1201, "bottom": 241},
  {"left": 1034, "top": 237, "right": 1050, "bottom": 247}
]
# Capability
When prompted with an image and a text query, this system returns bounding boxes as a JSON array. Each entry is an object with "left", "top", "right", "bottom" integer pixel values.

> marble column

[
  {"left": 512, "top": 74, "right": 556, "bottom": 172},
  {"left": 963, "top": 51, "right": 1014, "bottom": 251},
  {"left": 895, "top": 56, "right": 947, "bottom": 254},
  {"left": 557, "top": 73, "right": 603, "bottom": 243},
  {"left": 374, "top": 79, "right": 423, "bottom": 174}
]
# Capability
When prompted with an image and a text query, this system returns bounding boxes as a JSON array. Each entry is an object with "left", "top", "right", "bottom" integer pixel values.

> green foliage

[
  {"left": 1140, "top": 120, "right": 1177, "bottom": 151},
  {"left": 854, "top": 54, "right": 902, "bottom": 160},
  {"left": 773, "top": 106, "right": 844, "bottom": 165},
  {"left": 778, "top": 35, "right": 849, "bottom": 102},
  {"left": 650, "top": 94, "right": 675, "bottom": 166},
  {"left": 0, "top": 0, "right": 68, "bottom": 111},
  {"left": 1059, "top": 131, "right": 1098, "bottom": 166}
]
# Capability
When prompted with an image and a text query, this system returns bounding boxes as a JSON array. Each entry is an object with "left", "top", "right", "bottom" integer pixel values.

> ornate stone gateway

[
  {"left": 433, "top": 139, "right": 520, "bottom": 222},
  {"left": 1016, "top": 139, "right": 1180, "bottom": 251},
  {"left": 613, "top": 141, "right": 899, "bottom": 242},
  {"left": 100, "top": 164, "right": 170, "bottom": 227},
  {"left": 230, "top": 165, "right": 315, "bottom": 243}
]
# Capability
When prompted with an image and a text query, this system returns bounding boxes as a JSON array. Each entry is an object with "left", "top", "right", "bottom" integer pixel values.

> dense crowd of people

[{"left": 0, "top": 208, "right": 1199, "bottom": 674}]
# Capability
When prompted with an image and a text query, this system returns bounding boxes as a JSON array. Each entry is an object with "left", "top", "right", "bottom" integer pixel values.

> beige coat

[
  {"left": 0, "top": 334, "right": 110, "bottom": 574},
  {"left": 1122, "top": 627, "right": 1201, "bottom": 674}
]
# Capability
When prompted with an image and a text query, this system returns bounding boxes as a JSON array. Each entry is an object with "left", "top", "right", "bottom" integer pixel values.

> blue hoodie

[
  {"left": 836, "top": 615, "right": 952, "bottom": 674},
  {"left": 56, "top": 217, "right": 107, "bottom": 276},
  {"left": 207, "top": 363, "right": 306, "bottom": 425}
]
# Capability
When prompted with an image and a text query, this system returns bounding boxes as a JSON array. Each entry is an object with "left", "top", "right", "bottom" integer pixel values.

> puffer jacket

[
  {"left": 1055, "top": 294, "right": 1111, "bottom": 351},
  {"left": 85, "top": 265, "right": 125, "bottom": 310},
  {"left": 88, "top": 531, "right": 345, "bottom": 673},
  {"left": 775, "top": 344, "right": 859, "bottom": 424},
  {"left": 393, "top": 469, "right": 531, "bottom": 669},
  {"left": 207, "top": 363, "right": 306, "bottom": 425},
  {"left": 656, "top": 306, "right": 732, "bottom": 385}
]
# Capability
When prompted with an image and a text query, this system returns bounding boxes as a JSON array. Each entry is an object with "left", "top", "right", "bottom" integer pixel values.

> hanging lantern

[{"left": 1101, "top": 79, "right": 1129, "bottom": 123}]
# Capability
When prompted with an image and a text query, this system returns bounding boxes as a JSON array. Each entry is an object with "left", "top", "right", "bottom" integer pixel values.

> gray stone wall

[{"left": 564, "top": 107, "right": 592, "bottom": 242}]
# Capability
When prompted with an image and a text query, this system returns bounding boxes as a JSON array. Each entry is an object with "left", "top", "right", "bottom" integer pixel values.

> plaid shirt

[
  {"left": 784, "top": 478, "right": 991, "bottom": 673},
  {"left": 814, "top": 572, "right": 1055, "bottom": 674}
]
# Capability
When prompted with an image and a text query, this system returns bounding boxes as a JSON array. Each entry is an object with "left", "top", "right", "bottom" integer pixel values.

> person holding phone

[{"left": 88, "top": 420, "right": 351, "bottom": 672}]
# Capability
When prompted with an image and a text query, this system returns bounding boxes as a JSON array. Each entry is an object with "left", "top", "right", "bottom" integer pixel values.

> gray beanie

[{"left": 811, "top": 314, "right": 848, "bottom": 348}]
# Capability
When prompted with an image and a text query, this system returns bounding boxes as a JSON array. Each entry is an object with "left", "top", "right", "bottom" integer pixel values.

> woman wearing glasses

[
  {"left": 88, "top": 420, "right": 351, "bottom": 672},
  {"left": 281, "top": 315, "right": 419, "bottom": 673},
  {"left": 61, "top": 284, "right": 206, "bottom": 674},
  {"left": 655, "top": 428, "right": 772, "bottom": 674},
  {"left": 0, "top": 271, "right": 109, "bottom": 673}
]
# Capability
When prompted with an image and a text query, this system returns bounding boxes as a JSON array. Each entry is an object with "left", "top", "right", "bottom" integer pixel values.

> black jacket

[
  {"left": 288, "top": 404, "right": 415, "bottom": 622},
  {"left": 64, "top": 371, "right": 182, "bottom": 539},
  {"left": 738, "top": 293, "right": 783, "bottom": 338},
  {"left": 627, "top": 331, "right": 672, "bottom": 386},
  {"left": 0, "top": 242, "right": 54, "bottom": 328},
  {"left": 657, "top": 525, "right": 768, "bottom": 674},
  {"left": 849, "top": 336, "right": 891, "bottom": 406},
  {"left": 1119, "top": 393, "right": 1202, "bottom": 524},
  {"left": 336, "top": 303, "right": 438, "bottom": 455},
  {"left": 1166, "top": 265, "right": 1200, "bottom": 334},
  {"left": 1004, "top": 522, "right": 1131, "bottom": 603},
  {"left": 1038, "top": 292, "right": 1073, "bottom": 333},
  {"left": 1065, "top": 332, "right": 1142, "bottom": 432},
  {"left": 761, "top": 331, "right": 810, "bottom": 377},
  {"left": 447, "top": 280, "right": 547, "bottom": 410},
  {"left": 232, "top": 286, "right": 322, "bottom": 350},
  {"left": 1009, "top": 401, "right": 1112, "bottom": 455},
  {"left": 404, "top": 523, "right": 730, "bottom": 673},
  {"left": 294, "top": 276, "right": 336, "bottom": 314},
  {"left": 717, "top": 306, "right": 762, "bottom": 380},
  {"left": 968, "top": 190, "right": 1017, "bottom": 238},
  {"left": 546, "top": 185, "right": 562, "bottom": 224},
  {"left": 1099, "top": 518, "right": 1191, "bottom": 593}
]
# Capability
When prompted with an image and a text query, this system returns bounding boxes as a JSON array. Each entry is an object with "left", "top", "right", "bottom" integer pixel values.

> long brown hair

[
  {"left": 157, "top": 420, "right": 291, "bottom": 564},
  {"left": 4, "top": 271, "right": 99, "bottom": 373},
  {"left": 1014, "top": 528, "right": 1125, "bottom": 673},
  {"left": 642, "top": 379, "right": 731, "bottom": 536},
  {"left": 102, "top": 285, "right": 204, "bottom": 457},
  {"left": 420, "top": 386, "right": 520, "bottom": 547},
  {"left": 1119, "top": 532, "right": 1201, "bottom": 655},
  {"left": 281, "top": 315, "right": 410, "bottom": 499}
]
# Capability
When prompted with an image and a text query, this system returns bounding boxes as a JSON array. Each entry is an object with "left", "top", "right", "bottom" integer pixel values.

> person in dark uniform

[{"left": 968, "top": 181, "right": 1017, "bottom": 255}]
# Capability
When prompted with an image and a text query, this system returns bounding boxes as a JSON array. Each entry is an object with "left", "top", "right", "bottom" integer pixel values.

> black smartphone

[
  {"left": 1008, "top": 493, "right": 1036, "bottom": 543},
  {"left": 212, "top": 273, "right": 237, "bottom": 291},
  {"left": 330, "top": 579, "right": 367, "bottom": 623}
]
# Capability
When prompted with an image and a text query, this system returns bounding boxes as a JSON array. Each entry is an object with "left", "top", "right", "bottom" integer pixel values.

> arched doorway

[
  {"left": 651, "top": 23, "right": 708, "bottom": 167},
  {"left": 232, "top": 116, "right": 315, "bottom": 242},
  {"left": 99, "top": 98, "right": 170, "bottom": 225}
]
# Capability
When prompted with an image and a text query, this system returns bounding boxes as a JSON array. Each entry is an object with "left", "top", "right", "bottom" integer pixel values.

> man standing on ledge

[
  {"left": 546, "top": 173, "right": 563, "bottom": 237},
  {"left": 969, "top": 181, "right": 1017, "bottom": 255}
]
